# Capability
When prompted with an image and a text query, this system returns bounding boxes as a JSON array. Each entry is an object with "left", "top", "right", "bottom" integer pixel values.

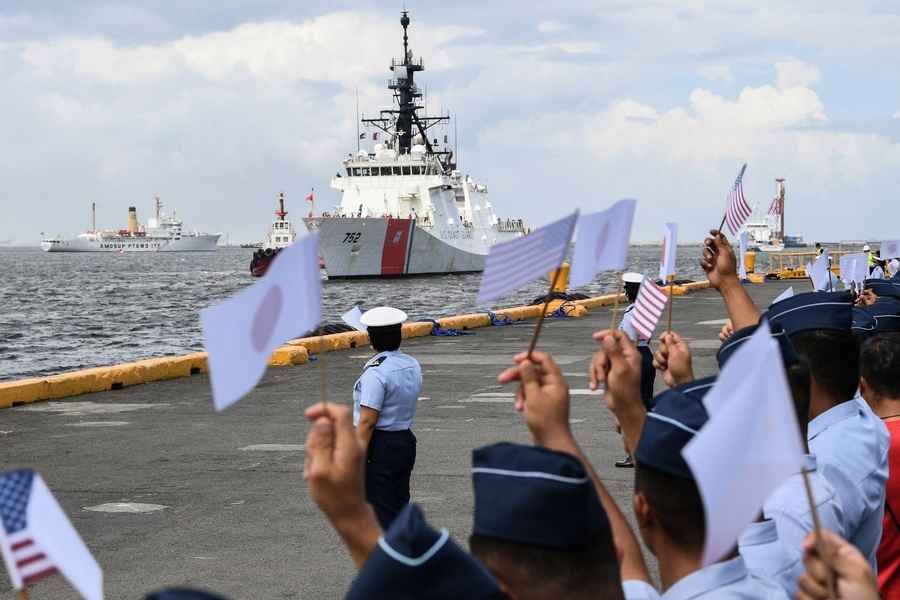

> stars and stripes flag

[
  {"left": 723, "top": 164, "right": 751, "bottom": 235},
  {"left": 476, "top": 211, "right": 578, "bottom": 305},
  {"left": 631, "top": 279, "right": 669, "bottom": 341},
  {"left": 0, "top": 469, "right": 102, "bottom": 600}
]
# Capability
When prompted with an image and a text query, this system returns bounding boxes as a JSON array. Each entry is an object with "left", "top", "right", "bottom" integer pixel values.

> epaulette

[{"left": 365, "top": 355, "right": 387, "bottom": 370}]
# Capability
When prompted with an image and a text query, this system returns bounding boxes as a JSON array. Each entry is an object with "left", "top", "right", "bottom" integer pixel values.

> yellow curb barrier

[
  {"left": 0, "top": 279, "right": 714, "bottom": 407},
  {"left": 545, "top": 299, "right": 587, "bottom": 318},
  {"left": 747, "top": 273, "right": 766, "bottom": 284}
]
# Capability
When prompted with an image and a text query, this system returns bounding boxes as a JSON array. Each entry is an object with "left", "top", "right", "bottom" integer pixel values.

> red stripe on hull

[{"left": 380, "top": 219, "right": 413, "bottom": 276}]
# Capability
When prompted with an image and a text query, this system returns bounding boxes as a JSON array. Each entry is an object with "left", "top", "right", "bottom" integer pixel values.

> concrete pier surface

[{"left": 2, "top": 280, "right": 795, "bottom": 599}]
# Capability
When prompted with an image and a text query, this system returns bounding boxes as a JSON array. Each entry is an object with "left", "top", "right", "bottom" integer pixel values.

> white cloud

[
  {"left": 775, "top": 59, "right": 821, "bottom": 90},
  {"left": 697, "top": 64, "right": 733, "bottom": 83},
  {"left": 536, "top": 20, "right": 567, "bottom": 34}
]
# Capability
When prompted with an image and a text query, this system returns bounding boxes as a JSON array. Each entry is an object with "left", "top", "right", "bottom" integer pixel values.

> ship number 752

[{"left": 343, "top": 232, "right": 362, "bottom": 243}]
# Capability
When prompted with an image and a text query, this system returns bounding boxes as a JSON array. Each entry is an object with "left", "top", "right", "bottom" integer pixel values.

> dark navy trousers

[
  {"left": 638, "top": 345, "right": 657, "bottom": 411},
  {"left": 365, "top": 429, "right": 417, "bottom": 528}
]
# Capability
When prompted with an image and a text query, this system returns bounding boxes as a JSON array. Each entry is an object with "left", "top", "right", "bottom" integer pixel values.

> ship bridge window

[
  {"left": 371, "top": 167, "right": 379, "bottom": 176},
  {"left": 346, "top": 167, "right": 352, "bottom": 176},
  {"left": 352, "top": 167, "right": 361, "bottom": 176},
  {"left": 393, "top": 166, "right": 401, "bottom": 175},
  {"left": 411, "top": 166, "right": 422, "bottom": 175},
  {"left": 380, "top": 167, "right": 391, "bottom": 176},
  {"left": 402, "top": 166, "right": 411, "bottom": 175},
  {"left": 361, "top": 167, "right": 370, "bottom": 176}
]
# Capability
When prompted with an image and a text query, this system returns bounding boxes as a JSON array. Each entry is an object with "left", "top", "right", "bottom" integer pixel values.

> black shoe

[{"left": 615, "top": 455, "right": 634, "bottom": 468}]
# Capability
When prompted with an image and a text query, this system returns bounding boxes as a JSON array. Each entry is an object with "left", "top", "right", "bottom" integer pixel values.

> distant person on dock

[
  {"left": 871, "top": 251, "right": 885, "bottom": 279},
  {"left": 815, "top": 242, "right": 824, "bottom": 256},
  {"left": 354, "top": 306, "right": 422, "bottom": 528},
  {"left": 611, "top": 272, "right": 657, "bottom": 469}
]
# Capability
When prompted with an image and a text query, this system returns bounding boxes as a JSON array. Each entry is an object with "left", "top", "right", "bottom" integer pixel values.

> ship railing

[
  {"left": 496, "top": 219, "right": 526, "bottom": 233},
  {"left": 391, "top": 57, "right": 424, "bottom": 70}
]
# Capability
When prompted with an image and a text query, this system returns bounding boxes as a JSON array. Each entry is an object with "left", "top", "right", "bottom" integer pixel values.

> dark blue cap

[
  {"left": 851, "top": 307, "right": 877, "bottom": 338},
  {"left": 716, "top": 323, "right": 799, "bottom": 369},
  {"left": 471, "top": 442, "right": 609, "bottom": 549},
  {"left": 635, "top": 377, "right": 714, "bottom": 480},
  {"left": 766, "top": 291, "right": 853, "bottom": 335},
  {"left": 864, "top": 280, "right": 900, "bottom": 301},
  {"left": 346, "top": 504, "right": 500, "bottom": 600},
  {"left": 864, "top": 297, "right": 900, "bottom": 334},
  {"left": 891, "top": 271, "right": 900, "bottom": 283},
  {"left": 145, "top": 589, "right": 229, "bottom": 600}
]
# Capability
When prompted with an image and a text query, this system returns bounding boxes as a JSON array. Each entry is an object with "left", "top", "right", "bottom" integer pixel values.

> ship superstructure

[
  {"left": 304, "top": 11, "right": 525, "bottom": 278},
  {"left": 249, "top": 192, "right": 299, "bottom": 277},
  {"left": 41, "top": 198, "right": 220, "bottom": 252}
]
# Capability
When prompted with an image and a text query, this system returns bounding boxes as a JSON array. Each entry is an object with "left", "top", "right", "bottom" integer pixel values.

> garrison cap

[
  {"left": 865, "top": 297, "right": 900, "bottom": 334},
  {"left": 716, "top": 323, "right": 799, "bottom": 369},
  {"left": 851, "top": 307, "right": 877, "bottom": 339},
  {"left": 766, "top": 291, "right": 853, "bottom": 335},
  {"left": 360, "top": 306, "right": 408, "bottom": 328},
  {"left": 346, "top": 504, "right": 500, "bottom": 600},
  {"left": 471, "top": 442, "right": 609, "bottom": 549},
  {"left": 864, "top": 280, "right": 900, "bottom": 301},
  {"left": 623, "top": 272, "right": 645, "bottom": 284},
  {"left": 145, "top": 589, "right": 230, "bottom": 600},
  {"left": 635, "top": 377, "right": 714, "bottom": 480}
]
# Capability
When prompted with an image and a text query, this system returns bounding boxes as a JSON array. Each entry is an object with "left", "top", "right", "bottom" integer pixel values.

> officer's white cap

[
  {"left": 863, "top": 244, "right": 871, "bottom": 251},
  {"left": 360, "top": 306, "right": 408, "bottom": 328},
  {"left": 622, "top": 272, "right": 644, "bottom": 284}
]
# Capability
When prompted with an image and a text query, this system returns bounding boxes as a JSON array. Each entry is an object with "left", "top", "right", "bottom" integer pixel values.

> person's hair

[
  {"left": 789, "top": 330, "right": 860, "bottom": 402},
  {"left": 625, "top": 282, "right": 641, "bottom": 304},
  {"left": 368, "top": 324, "right": 402, "bottom": 352},
  {"left": 786, "top": 361, "right": 812, "bottom": 436},
  {"left": 634, "top": 464, "right": 705, "bottom": 553},
  {"left": 469, "top": 532, "right": 623, "bottom": 600},
  {"left": 861, "top": 334, "right": 900, "bottom": 398}
]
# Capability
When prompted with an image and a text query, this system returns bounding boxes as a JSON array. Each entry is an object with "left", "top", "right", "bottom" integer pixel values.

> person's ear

[
  {"left": 633, "top": 491, "right": 652, "bottom": 529},
  {"left": 859, "top": 376, "right": 871, "bottom": 400}
]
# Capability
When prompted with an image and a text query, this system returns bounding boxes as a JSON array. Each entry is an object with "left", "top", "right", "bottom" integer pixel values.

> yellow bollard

[
  {"left": 744, "top": 250, "right": 757, "bottom": 274},
  {"left": 547, "top": 262, "right": 570, "bottom": 293}
]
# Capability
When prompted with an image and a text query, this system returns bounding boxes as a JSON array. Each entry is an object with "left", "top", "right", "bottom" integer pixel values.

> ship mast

[
  {"left": 276, "top": 192, "right": 288, "bottom": 221},
  {"left": 775, "top": 178, "right": 785, "bottom": 241},
  {"left": 91, "top": 202, "right": 96, "bottom": 233},
  {"left": 361, "top": 11, "right": 454, "bottom": 171},
  {"left": 155, "top": 196, "right": 162, "bottom": 222}
]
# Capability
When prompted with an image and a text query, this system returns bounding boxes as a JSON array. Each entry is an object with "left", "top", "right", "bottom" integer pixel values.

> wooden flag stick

[
  {"left": 801, "top": 469, "right": 837, "bottom": 599},
  {"left": 667, "top": 276, "right": 675, "bottom": 333},
  {"left": 716, "top": 214, "right": 727, "bottom": 237},
  {"left": 609, "top": 273, "right": 625, "bottom": 330},
  {"left": 526, "top": 266, "right": 564, "bottom": 360},
  {"left": 318, "top": 333, "right": 328, "bottom": 409},
  {"left": 17, "top": 590, "right": 29, "bottom": 600}
]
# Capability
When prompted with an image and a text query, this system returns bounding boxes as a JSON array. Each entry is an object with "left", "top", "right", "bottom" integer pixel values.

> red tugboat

[{"left": 250, "top": 192, "right": 298, "bottom": 277}]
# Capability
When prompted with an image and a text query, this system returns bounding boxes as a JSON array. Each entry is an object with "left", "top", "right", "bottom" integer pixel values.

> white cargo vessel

[
  {"left": 304, "top": 11, "right": 526, "bottom": 278},
  {"left": 41, "top": 198, "right": 220, "bottom": 252}
]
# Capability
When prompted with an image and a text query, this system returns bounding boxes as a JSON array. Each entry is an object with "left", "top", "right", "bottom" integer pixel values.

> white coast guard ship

[
  {"left": 41, "top": 198, "right": 220, "bottom": 252},
  {"left": 304, "top": 12, "right": 526, "bottom": 278}
]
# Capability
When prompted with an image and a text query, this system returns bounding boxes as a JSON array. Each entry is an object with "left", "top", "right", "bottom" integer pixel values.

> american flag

[
  {"left": 631, "top": 279, "right": 669, "bottom": 341},
  {"left": 724, "top": 164, "right": 751, "bottom": 235},
  {"left": 476, "top": 212, "right": 578, "bottom": 305},
  {"left": 0, "top": 470, "right": 58, "bottom": 588},
  {"left": 768, "top": 197, "right": 783, "bottom": 216}
]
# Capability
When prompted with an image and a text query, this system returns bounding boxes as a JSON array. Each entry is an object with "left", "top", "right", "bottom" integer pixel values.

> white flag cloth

[
  {"left": 839, "top": 253, "right": 868, "bottom": 287},
  {"left": 0, "top": 469, "right": 103, "bottom": 600},
  {"left": 737, "top": 231, "right": 749, "bottom": 280},
  {"left": 570, "top": 199, "right": 636, "bottom": 287},
  {"left": 341, "top": 306, "right": 367, "bottom": 332},
  {"left": 881, "top": 240, "right": 900, "bottom": 259},
  {"left": 772, "top": 286, "right": 794, "bottom": 305},
  {"left": 658, "top": 222, "right": 678, "bottom": 282},
  {"left": 200, "top": 232, "right": 322, "bottom": 411},
  {"left": 683, "top": 322, "right": 805, "bottom": 566},
  {"left": 805, "top": 251, "right": 831, "bottom": 291},
  {"left": 477, "top": 211, "right": 578, "bottom": 304}
]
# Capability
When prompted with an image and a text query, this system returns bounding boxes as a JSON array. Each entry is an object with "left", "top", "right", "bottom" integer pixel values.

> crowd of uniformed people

[{"left": 147, "top": 233, "right": 900, "bottom": 599}]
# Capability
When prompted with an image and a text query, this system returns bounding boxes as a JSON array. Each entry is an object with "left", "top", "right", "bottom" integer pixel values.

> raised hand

[
  {"left": 498, "top": 351, "right": 572, "bottom": 450},
  {"left": 304, "top": 402, "right": 380, "bottom": 568},
  {"left": 718, "top": 319, "right": 734, "bottom": 341},
  {"left": 593, "top": 330, "right": 646, "bottom": 453},
  {"left": 653, "top": 331, "right": 695, "bottom": 388},
  {"left": 795, "top": 529, "right": 878, "bottom": 600},
  {"left": 700, "top": 229, "right": 739, "bottom": 290}
]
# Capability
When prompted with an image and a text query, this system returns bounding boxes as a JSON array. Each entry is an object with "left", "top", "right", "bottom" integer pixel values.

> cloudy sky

[{"left": 2, "top": 1, "right": 899, "bottom": 244}]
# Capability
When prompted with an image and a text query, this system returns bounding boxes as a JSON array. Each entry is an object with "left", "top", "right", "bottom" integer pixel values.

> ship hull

[
  {"left": 306, "top": 217, "right": 519, "bottom": 279},
  {"left": 40, "top": 235, "right": 220, "bottom": 252}
]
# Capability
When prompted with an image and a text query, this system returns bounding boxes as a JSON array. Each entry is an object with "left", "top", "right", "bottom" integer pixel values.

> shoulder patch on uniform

[{"left": 365, "top": 355, "right": 387, "bottom": 370}]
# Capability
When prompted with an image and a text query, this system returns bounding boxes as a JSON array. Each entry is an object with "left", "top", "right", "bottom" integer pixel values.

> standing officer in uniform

[
  {"left": 354, "top": 306, "right": 422, "bottom": 528},
  {"left": 614, "top": 272, "right": 656, "bottom": 468}
]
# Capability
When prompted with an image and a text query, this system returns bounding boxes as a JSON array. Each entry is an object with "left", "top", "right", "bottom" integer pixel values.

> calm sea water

[{"left": 0, "top": 245, "right": 711, "bottom": 380}]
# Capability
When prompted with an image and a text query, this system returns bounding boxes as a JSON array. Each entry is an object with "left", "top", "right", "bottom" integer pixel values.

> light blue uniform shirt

[
  {"left": 620, "top": 304, "right": 650, "bottom": 347},
  {"left": 622, "top": 556, "right": 788, "bottom": 598},
  {"left": 808, "top": 396, "right": 889, "bottom": 570},
  {"left": 753, "top": 454, "right": 846, "bottom": 595},
  {"left": 738, "top": 520, "right": 796, "bottom": 595},
  {"left": 353, "top": 350, "right": 422, "bottom": 431}
]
